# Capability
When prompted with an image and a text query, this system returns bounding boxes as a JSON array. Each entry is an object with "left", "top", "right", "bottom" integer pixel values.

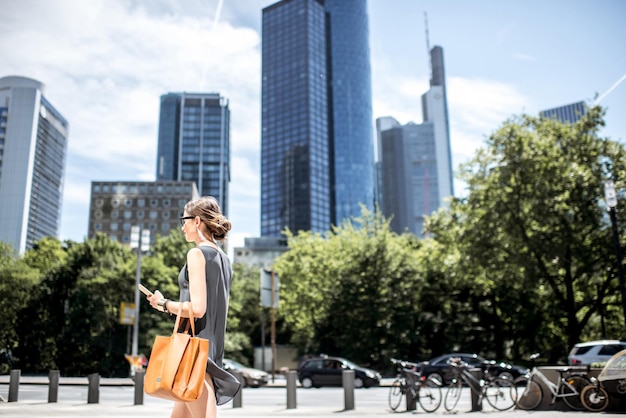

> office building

[
  {"left": 156, "top": 92, "right": 230, "bottom": 215},
  {"left": 260, "top": 0, "right": 374, "bottom": 237},
  {"left": 377, "top": 46, "right": 453, "bottom": 237},
  {"left": 540, "top": 101, "right": 587, "bottom": 123},
  {"left": 0, "top": 76, "right": 69, "bottom": 253},
  {"left": 324, "top": 0, "right": 375, "bottom": 224},
  {"left": 88, "top": 180, "right": 199, "bottom": 246},
  {"left": 375, "top": 117, "right": 401, "bottom": 210},
  {"left": 233, "top": 237, "right": 289, "bottom": 269}
]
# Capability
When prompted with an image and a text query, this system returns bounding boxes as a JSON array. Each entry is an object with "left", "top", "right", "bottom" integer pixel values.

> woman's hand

[{"left": 147, "top": 290, "right": 164, "bottom": 310}]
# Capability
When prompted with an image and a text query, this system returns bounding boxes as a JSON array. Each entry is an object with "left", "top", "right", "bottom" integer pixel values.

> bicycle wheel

[
  {"left": 516, "top": 379, "right": 542, "bottom": 410},
  {"left": 388, "top": 378, "right": 404, "bottom": 411},
  {"left": 560, "top": 375, "right": 590, "bottom": 411},
  {"left": 418, "top": 377, "right": 442, "bottom": 413},
  {"left": 581, "top": 384, "right": 610, "bottom": 412},
  {"left": 444, "top": 380, "right": 462, "bottom": 411},
  {"left": 484, "top": 377, "right": 517, "bottom": 411}
]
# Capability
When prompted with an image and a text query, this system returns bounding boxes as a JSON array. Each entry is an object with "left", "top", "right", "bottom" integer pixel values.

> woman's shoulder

[{"left": 194, "top": 245, "right": 227, "bottom": 258}]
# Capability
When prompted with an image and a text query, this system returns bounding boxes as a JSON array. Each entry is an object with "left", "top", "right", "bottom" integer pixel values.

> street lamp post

[
  {"left": 604, "top": 180, "right": 626, "bottom": 332},
  {"left": 130, "top": 226, "right": 150, "bottom": 375}
]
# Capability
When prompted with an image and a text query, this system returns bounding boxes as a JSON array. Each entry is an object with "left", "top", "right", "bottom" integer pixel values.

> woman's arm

[
  {"left": 147, "top": 247, "right": 207, "bottom": 318},
  {"left": 182, "top": 247, "right": 207, "bottom": 318}
]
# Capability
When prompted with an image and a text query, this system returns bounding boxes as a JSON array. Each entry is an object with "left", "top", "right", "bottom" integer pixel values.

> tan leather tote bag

[{"left": 144, "top": 301, "right": 209, "bottom": 402}]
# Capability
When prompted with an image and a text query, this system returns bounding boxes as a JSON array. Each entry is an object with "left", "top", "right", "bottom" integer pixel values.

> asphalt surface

[
  {"left": 1, "top": 376, "right": 624, "bottom": 417},
  {"left": 1, "top": 402, "right": 615, "bottom": 418}
]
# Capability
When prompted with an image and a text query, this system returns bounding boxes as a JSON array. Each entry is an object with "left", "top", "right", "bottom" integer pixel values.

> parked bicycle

[
  {"left": 579, "top": 349, "right": 626, "bottom": 412},
  {"left": 388, "top": 358, "right": 442, "bottom": 413},
  {"left": 580, "top": 376, "right": 610, "bottom": 412},
  {"left": 515, "top": 353, "right": 590, "bottom": 411},
  {"left": 443, "top": 357, "right": 517, "bottom": 412}
]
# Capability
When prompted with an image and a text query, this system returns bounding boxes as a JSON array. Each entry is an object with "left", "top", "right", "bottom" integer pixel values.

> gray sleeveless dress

[{"left": 178, "top": 246, "right": 241, "bottom": 405}]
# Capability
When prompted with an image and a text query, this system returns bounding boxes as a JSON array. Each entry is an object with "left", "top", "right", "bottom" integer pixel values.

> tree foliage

[
  {"left": 2, "top": 230, "right": 272, "bottom": 375},
  {"left": 274, "top": 209, "right": 424, "bottom": 368},
  {"left": 9, "top": 233, "right": 189, "bottom": 376},
  {"left": 425, "top": 106, "right": 626, "bottom": 361},
  {"left": 0, "top": 242, "right": 40, "bottom": 372}
]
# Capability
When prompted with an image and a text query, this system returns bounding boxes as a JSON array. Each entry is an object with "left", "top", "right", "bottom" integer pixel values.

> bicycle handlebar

[{"left": 390, "top": 358, "right": 419, "bottom": 369}]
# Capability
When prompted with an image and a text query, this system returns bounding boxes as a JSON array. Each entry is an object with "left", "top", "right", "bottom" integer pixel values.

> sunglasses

[{"left": 179, "top": 216, "right": 195, "bottom": 226}]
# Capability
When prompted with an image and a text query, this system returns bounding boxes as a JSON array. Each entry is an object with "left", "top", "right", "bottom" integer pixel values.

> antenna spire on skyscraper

[{"left": 424, "top": 12, "right": 432, "bottom": 81}]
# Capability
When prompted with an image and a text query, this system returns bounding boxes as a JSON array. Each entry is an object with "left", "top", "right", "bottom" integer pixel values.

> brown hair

[{"left": 184, "top": 196, "right": 231, "bottom": 241}]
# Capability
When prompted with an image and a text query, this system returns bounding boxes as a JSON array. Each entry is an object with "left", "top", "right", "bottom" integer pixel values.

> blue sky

[{"left": 1, "top": 0, "right": 625, "bottom": 255}]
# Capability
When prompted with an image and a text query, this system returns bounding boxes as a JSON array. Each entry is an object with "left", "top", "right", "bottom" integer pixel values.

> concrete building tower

[{"left": 0, "top": 76, "right": 69, "bottom": 253}]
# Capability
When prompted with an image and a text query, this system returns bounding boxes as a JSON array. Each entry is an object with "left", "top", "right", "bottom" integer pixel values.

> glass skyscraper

[
  {"left": 324, "top": 0, "right": 374, "bottom": 224},
  {"left": 0, "top": 76, "right": 69, "bottom": 253},
  {"left": 261, "top": 0, "right": 374, "bottom": 237},
  {"left": 377, "top": 46, "right": 454, "bottom": 237},
  {"left": 379, "top": 121, "right": 438, "bottom": 236},
  {"left": 540, "top": 101, "right": 587, "bottom": 124},
  {"left": 156, "top": 92, "right": 230, "bottom": 215}
]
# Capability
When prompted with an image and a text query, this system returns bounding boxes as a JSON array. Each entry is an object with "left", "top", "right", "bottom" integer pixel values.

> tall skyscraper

[
  {"left": 156, "top": 92, "right": 230, "bottom": 215},
  {"left": 375, "top": 116, "right": 401, "bottom": 210},
  {"left": 324, "top": 0, "right": 375, "bottom": 224},
  {"left": 0, "top": 76, "right": 69, "bottom": 253},
  {"left": 377, "top": 46, "right": 453, "bottom": 237},
  {"left": 540, "top": 101, "right": 587, "bottom": 123},
  {"left": 260, "top": 0, "right": 374, "bottom": 237}
]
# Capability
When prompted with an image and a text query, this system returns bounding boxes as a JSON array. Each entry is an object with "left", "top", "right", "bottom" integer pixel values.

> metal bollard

[
  {"left": 232, "top": 371, "right": 244, "bottom": 408},
  {"left": 134, "top": 370, "right": 144, "bottom": 405},
  {"left": 286, "top": 370, "right": 297, "bottom": 409},
  {"left": 342, "top": 369, "right": 355, "bottom": 410},
  {"left": 48, "top": 370, "right": 60, "bottom": 403},
  {"left": 469, "top": 368, "right": 482, "bottom": 411},
  {"left": 406, "top": 383, "right": 417, "bottom": 411},
  {"left": 87, "top": 373, "right": 100, "bottom": 404},
  {"left": 8, "top": 369, "right": 20, "bottom": 402}
]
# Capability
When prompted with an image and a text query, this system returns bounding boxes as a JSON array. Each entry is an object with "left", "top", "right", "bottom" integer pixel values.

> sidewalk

[
  {"left": 2, "top": 376, "right": 624, "bottom": 418},
  {"left": 5, "top": 400, "right": 626, "bottom": 418},
  {"left": 1, "top": 401, "right": 614, "bottom": 418}
]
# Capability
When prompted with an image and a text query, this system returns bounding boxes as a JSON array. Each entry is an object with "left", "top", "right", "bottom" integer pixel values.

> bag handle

[{"left": 172, "top": 301, "right": 197, "bottom": 337}]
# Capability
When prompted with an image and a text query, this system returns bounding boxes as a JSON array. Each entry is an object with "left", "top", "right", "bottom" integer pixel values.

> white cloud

[
  {"left": 447, "top": 76, "right": 530, "bottom": 163},
  {"left": 0, "top": 0, "right": 262, "bottom": 243},
  {"left": 1, "top": 0, "right": 535, "bottom": 246}
]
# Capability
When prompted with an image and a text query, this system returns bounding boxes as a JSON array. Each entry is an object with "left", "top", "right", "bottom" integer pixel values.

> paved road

[{"left": 2, "top": 381, "right": 625, "bottom": 418}]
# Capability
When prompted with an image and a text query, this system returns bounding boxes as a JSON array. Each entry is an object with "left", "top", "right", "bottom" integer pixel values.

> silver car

[
  {"left": 223, "top": 358, "right": 270, "bottom": 388},
  {"left": 568, "top": 340, "right": 626, "bottom": 366}
]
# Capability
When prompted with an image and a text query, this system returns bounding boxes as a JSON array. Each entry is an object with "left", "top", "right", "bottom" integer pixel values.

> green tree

[
  {"left": 223, "top": 263, "right": 263, "bottom": 364},
  {"left": 426, "top": 105, "right": 626, "bottom": 361},
  {"left": 273, "top": 209, "right": 425, "bottom": 369},
  {"left": 15, "top": 235, "right": 137, "bottom": 375},
  {"left": 0, "top": 242, "right": 39, "bottom": 372},
  {"left": 140, "top": 232, "right": 191, "bottom": 346},
  {"left": 23, "top": 236, "right": 68, "bottom": 273}
]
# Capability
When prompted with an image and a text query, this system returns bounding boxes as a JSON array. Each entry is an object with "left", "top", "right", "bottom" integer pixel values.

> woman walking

[{"left": 148, "top": 196, "right": 241, "bottom": 418}]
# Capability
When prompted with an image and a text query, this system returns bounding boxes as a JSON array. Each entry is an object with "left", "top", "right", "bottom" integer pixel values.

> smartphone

[{"left": 138, "top": 283, "right": 154, "bottom": 297}]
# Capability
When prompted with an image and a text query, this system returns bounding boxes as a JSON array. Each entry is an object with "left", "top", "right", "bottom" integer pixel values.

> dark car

[
  {"left": 298, "top": 356, "right": 381, "bottom": 388},
  {"left": 222, "top": 358, "right": 270, "bottom": 388},
  {"left": 417, "top": 353, "right": 528, "bottom": 384}
]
